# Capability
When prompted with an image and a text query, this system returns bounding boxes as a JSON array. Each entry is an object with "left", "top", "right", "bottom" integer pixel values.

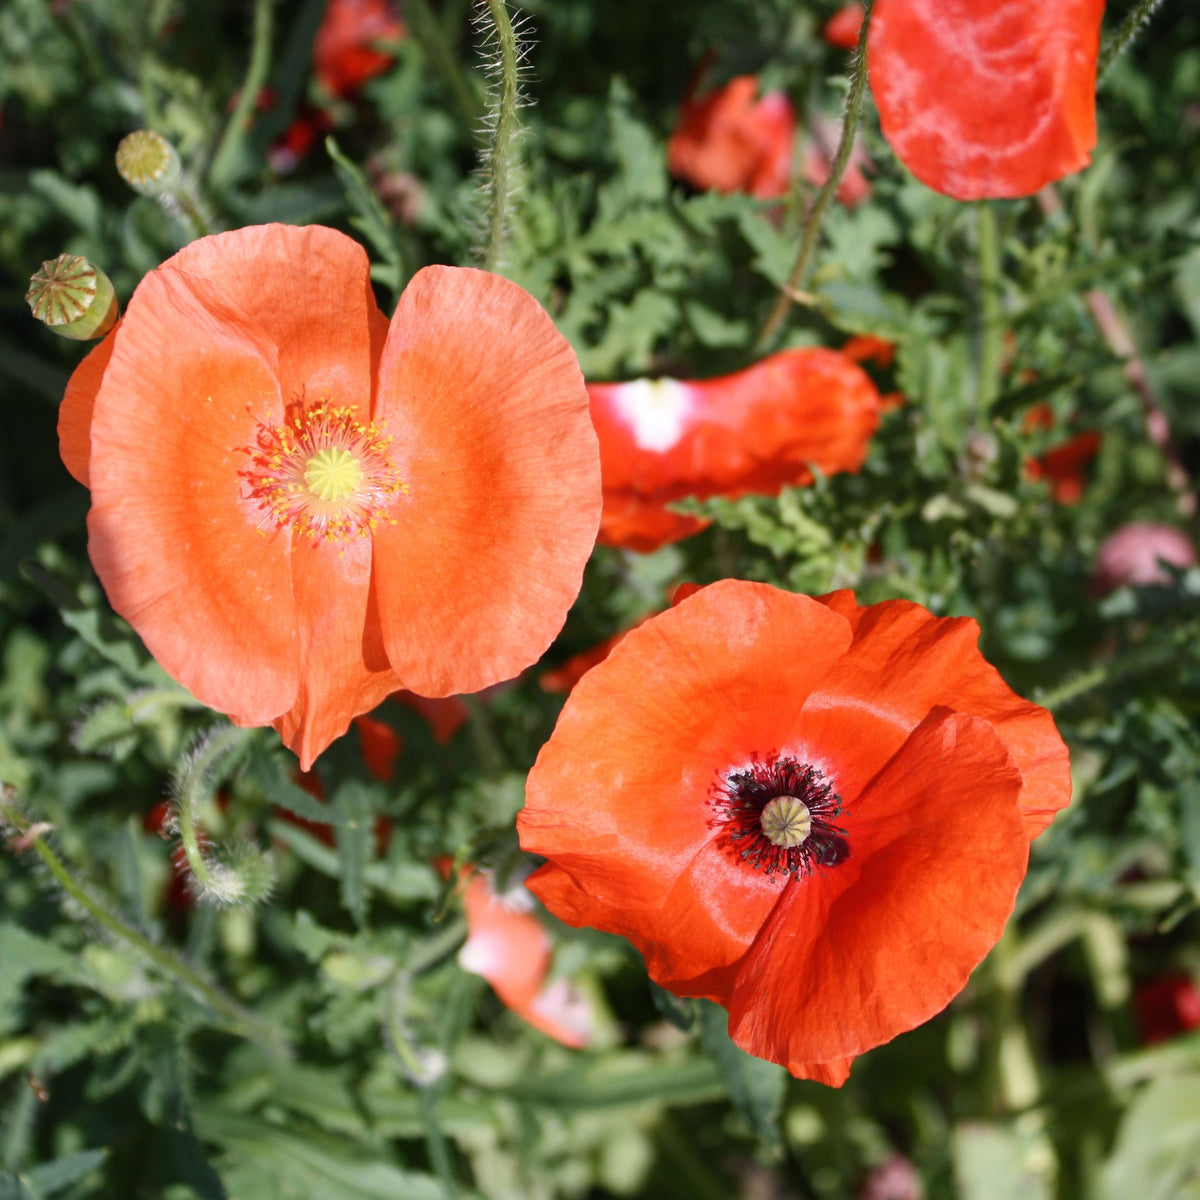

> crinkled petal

[
  {"left": 520, "top": 582, "right": 852, "bottom": 923},
  {"left": 809, "top": 592, "right": 1071, "bottom": 836},
  {"left": 728, "top": 711, "right": 1028, "bottom": 1080},
  {"left": 868, "top": 0, "right": 1104, "bottom": 199},
  {"left": 373, "top": 265, "right": 600, "bottom": 696}
]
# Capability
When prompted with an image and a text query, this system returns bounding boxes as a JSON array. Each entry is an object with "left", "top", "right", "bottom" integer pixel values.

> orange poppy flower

[
  {"left": 517, "top": 581, "right": 1071, "bottom": 1084},
  {"left": 314, "top": 0, "right": 405, "bottom": 100},
  {"left": 868, "top": 0, "right": 1105, "bottom": 200},
  {"left": 668, "top": 75, "right": 796, "bottom": 200},
  {"left": 58, "top": 224, "right": 600, "bottom": 769},
  {"left": 589, "top": 349, "right": 881, "bottom": 553}
]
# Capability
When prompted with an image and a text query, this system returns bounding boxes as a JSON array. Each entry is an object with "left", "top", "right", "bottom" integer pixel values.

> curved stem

[
  {"left": 754, "top": 0, "right": 875, "bottom": 352},
  {"left": 209, "top": 0, "right": 274, "bottom": 191}
]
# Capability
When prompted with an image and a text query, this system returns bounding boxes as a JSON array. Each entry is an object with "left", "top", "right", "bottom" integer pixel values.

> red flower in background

[
  {"left": 1026, "top": 434, "right": 1102, "bottom": 504},
  {"left": 59, "top": 225, "right": 600, "bottom": 769},
  {"left": 868, "top": 0, "right": 1105, "bottom": 200},
  {"left": 823, "top": 5, "right": 865, "bottom": 51},
  {"left": 1134, "top": 974, "right": 1200, "bottom": 1045},
  {"left": 315, "top": 0, "right": 405, "bottom": 99},
  {"left": 589, "top": 348, "right": 881, "bottom": 553},
  {"left": 518, "top": 581, "right": 1071, "bottom": 1084},
  {"left": 668, "top": 75, "right": 796, "bottom": 199}
]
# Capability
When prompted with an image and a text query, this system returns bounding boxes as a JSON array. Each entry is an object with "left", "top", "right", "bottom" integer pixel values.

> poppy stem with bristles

[
  {"left": 479, "top": 0, "right": 523, "bottom": 273},
  {"left": 755, "top": 0, "right": 875, "bottom": 353},
  {"left": 1098, "top": 0, "right": 1167, "bottom": 79}
]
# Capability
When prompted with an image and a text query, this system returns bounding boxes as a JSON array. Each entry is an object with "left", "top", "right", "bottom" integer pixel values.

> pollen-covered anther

[{"left": 242, "top": 401, "right": 407, "bottom": 543}]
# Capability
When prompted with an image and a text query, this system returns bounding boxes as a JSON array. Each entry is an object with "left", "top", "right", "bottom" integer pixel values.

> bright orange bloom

[
  {"left": 868, "top": 0, "right": 1105, "bottom": 199},
  {"left": 518, "top": 581, "right": 1071, "bottom": 1084},
  {"left": 668, "top": 75, "right": 796, "bottom": 199},
  {"left": 314, "top": 0, "right": 405, "bottom": 99},
  {"left": 59, "top": 224, "right": 600, "bottom": 769},
  {"left": 589, "top": 349, "right": 881, "bottom": 553}
]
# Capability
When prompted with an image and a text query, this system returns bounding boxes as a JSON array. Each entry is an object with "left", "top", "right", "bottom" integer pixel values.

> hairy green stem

[
  {"left": 0, "top": 797, "right": 284, "bottom": 1056},
  {"left": 755, "top": 0, "right": 875, "bottom": 352},
  {"left": 209, "top": 0, "right": 274, "bottom": 190},
  {"left": 480, "top": 0, "right": 522, "bottom": 272},
  {"left": 1098, "top": 0, "right": 1167, "bottom": 79}
]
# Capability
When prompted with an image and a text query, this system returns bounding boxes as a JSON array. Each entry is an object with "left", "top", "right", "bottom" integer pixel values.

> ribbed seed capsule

[
  {"left": 26, "top": 254, "right": 119, "bottom": 341},
  {"left": 115, "top": 130, "right": 182, "bottom": 196}
]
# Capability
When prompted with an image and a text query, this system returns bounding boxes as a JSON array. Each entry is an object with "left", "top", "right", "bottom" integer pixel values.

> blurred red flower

[
  {"left": 1026, "top": 431, "right": 1102, "bottom": 504},
  {"left": 59, "top": 224, "right": 600, "bottom": 769},
  {"left": 315, "top": 0, "right": 405, "bottom": 100},
  {"left": 589, "top": 348, "right": 881, "bottom": 552},
  {"left": 518, "top": 581, "right": 1071, "bottom": 1084},
  {"left": 1091, "top": 523, "right": 1197, "bottom": 595},
  {"left": 868, "top": 0, "right": 1105, "bottom": 199},
  {"left": 824, "top": 4, "right": 865, "bottom": 51},
  {"left": 1134, "top": 974, "right": 1200, "bottom": 1045}
]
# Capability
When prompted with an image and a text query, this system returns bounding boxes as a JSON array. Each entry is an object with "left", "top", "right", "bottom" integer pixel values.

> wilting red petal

[
  {"left": 373, "top": 266, "right": 600, "bottom": 697},
  {"left": 314, "top": 0, "right": 405, "bottom": 99},
  {"left": 591, "top": 349, "right": 881, "bottom": 553},
  {"left": 668, "top": 76, "right": 796, "bottom": 199},
  {"left": 868, "top": 0, "right": 1105, "bottom": 200},
  {"left": 824, "top": 4, "right": 865, "bottom": 50},
  {"left": 58, "top": 327, "right": 117, "bottom": 487}
]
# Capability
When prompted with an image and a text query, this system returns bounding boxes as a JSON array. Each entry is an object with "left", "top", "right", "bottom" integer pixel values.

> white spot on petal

[{"left": 610, "top": 378, "right": 695, "bottom": 452}]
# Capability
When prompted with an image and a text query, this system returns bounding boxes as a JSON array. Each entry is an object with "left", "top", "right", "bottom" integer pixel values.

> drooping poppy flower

[
  {"left": 589, "top": 348, "right": 881, "bottom": 553},
  {"left": 58, "top": 224, "right": 600, "bottom": 769},
  {"left": 668, "top": 75, "right": 797, "bottom": 200},
  {"left": 517, "top": 580, "right": 1071, "bottom": 1084},
  {"left": 1134, "top": 974, "right": 1200, "bottom": 1045},
  {"left": 867, "top": 0, "right": 1106, "bottom": 200},
  {"left": 314, "top": 0, "right": 405, "bottom": 100},
  {"left": 1091, "top": 523, "right": 1197, "bottom": 596},
  {"left": 442, "top": 862, "right": 595, "bottom": 1048}
]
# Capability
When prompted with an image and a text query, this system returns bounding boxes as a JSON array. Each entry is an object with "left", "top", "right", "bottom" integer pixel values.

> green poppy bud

[
  {"left": 115, "top": 129, "right": 182, "bottom": 196},
  {"left": 26, "top": 254, "right": 119, "bottom": 341}
]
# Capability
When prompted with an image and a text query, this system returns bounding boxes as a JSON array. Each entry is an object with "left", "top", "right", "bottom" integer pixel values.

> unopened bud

[
  {"left": 26, "top": 254, "right": 119, "bottom": 341},
  {"left": 115, "top": 129, "right": 181, "bottom": 196}
]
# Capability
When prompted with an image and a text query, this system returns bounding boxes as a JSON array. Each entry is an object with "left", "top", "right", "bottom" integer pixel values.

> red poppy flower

[
  {"left": 1134, "top": 974, "right": 1200, "bottom": 1045},
  {"left": 589, "top": 349, "right": 881, "bottom": 553},
  {"left": 517, "top": 581, "right": 1071, "bottom": 1084},
  {"left": 668, "top": 75, "right": 796, "bottom": 200},
  {"left": 868, "top": 0, "right": 1106, "bottom": 200},
  {"left": 823, "top": 4, "right": 865, "bottom": 51},
  {"left": 314, "top": 0, "right": 405, "bottom": 100},
  {"left": 1026, "top": 431, "right": 1102, "bottom": 503},
  {"left": 58, "top": 224, "right": 600, "bottom": 769}
]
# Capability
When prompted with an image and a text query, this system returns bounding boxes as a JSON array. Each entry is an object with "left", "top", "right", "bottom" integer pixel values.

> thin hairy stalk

[
  {"left": 1098, "top": 0, "right": 1167, "bottom": 79},
  {"left": 755, "top": 0, "right": 874, "bottom": 351},
  {"left": 0, "top": 793, "right": 286, "bottom": 1057},
  {"left": 209, "top": 0, "right": 274, "bottom": 190},
  {"left": 479, "top": 0, "right": 523, "bottom": 272}
]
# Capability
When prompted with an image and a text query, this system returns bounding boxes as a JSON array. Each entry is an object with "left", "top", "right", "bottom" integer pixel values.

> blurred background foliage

[{"left": 2, "top": 0, "right": 1200, "bottom": 1196}]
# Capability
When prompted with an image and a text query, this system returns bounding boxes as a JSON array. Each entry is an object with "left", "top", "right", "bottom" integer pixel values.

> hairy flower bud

[
  {"left": 115, "top": 129, "right": 182, "bottom": 196},
  {"left": 26, "top": 253, "right": 119, "bottom": 341}
]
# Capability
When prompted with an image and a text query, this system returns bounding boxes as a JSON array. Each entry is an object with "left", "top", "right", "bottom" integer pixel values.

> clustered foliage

[{"left": 1, "top": 0, "right": 1199, "bottom": 1197}]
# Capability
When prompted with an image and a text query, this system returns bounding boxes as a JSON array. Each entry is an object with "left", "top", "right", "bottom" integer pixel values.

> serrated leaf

[
  {"left": 326, "top": 137, "right": 401, "bottom": 274},
  {"left": 333, "top": 781, "right": 375, "bottom": 927},
  {"left": 696, "top": 1001, "right": 785, "bottom": 1147},
  {"left": 246, "top": 744, "right": 348, "bottom": 827}
]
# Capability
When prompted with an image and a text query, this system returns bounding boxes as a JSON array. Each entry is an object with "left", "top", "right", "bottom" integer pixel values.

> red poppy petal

[
  {"left": 372, "top": 266, "right": 600, "bottom": 696},
  {"left": 86, "top": 266, "right": 300, "bottom": 724},
  {"left": 809, "top": 592, "right": 1071, "bottom": 837},
  {"left": 460, "top": 874, "right": 552, "bottom": 1011},
  {"left": 868, "top": 0, "right": 1104, "bottom": 200},
  {"left": 171, "top": 224, "right": 384, "bottom": 414},
  {"left": 519, "top": 582, "right": 853, "bottom": 915},
  {"left": 270, "top": 537, "right": 404, "bottom": 770},
  {"left": 58, "top": 327, "right": 117, "bottom": 487},
  {"left": 728, "top": 711, "right": 1028, "bottom": 1078}
]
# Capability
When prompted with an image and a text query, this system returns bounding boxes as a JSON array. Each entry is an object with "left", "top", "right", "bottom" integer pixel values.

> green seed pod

[
  {"left": 115, "top": 129, "right": 182, "bottom": 196},
  {"left": 26, "top": 253, "right": 119, "bottom": 341}
]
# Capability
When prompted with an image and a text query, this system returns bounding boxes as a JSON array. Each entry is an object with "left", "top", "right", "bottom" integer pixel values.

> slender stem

[
  {"left": 0, "top": 798, "right": 285, "bottom": 1056},
  {"left": 755, "top": 0, "right": 875, "bottom": 352},
  {"left": 208, "top": 0, "right": 274, "bottom": 191},
  {"left": 1036, "top": 633, "right": 1188, "bottom": 712},
  {"left": 1098, "top": 0, "right": 1167, "bottom": 79},
  {"left": 480, "top": 0, "right": 522, "bottom": 273},
  {"left": 974, "top": 203, "right": 1003, "bottom": 415},
  {"left": 406, "top": 0, "right": 483, "bottom": 128}
]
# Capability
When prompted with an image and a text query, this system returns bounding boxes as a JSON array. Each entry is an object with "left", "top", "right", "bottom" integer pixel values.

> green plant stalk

[
  {"left": 1098, "top": 0, "right": 1167, "bottom": 79},
  {"left": 0, "top": 798, "right": 283, "bottom": 1056},
  {"left": 755, "top": 0, "right": 875, "bottom": 352},
  {"left": 406, "top": 0, "right": 483, "bottom": 128},
  {"left": 1035, "top": 630, "right": 1190, "bottom": 712},
  {"left": 208, "top": 0, "right": 274, "bottom": 191},
  {"left": 481, "top": 0, "right": 521, "bottom": 273},
  {"left": 974, "top": 202, "right": 1003, "bottom": 415}
]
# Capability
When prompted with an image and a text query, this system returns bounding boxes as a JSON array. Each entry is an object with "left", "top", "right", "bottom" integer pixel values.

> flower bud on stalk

[
  {"left": 115, "top": 129, "right": 182, "bottom": 196},
  {"left": 26, "top": 254, "right": 119, "bottom": 341}
]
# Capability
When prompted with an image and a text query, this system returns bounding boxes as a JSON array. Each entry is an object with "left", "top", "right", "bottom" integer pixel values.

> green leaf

[
  {"left": 246, "top": 744, "right": 348, "bottom": 827},
  {"left": 696, "top": 1001, "right": 785, "bottom": 1148},
  {"left": 326, "top": 137, "right": 402, "bottom": 277},
  {"left": 21, "top": 1148, "right": 108, "bottom": 1196},
  {"left": 333, "top": 781, "right": 375, "bottom": 927},
  {"left": 1101, "top": 1075, "right": 1200, "bottom": 1200},
  {"left": 954, "top": 1123, "right": 1053, "bottom": 1200}
]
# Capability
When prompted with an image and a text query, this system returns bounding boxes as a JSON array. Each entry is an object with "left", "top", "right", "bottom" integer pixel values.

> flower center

[
  {"left": 711, "top": 755, "right": 848, "bottom": 877},
  {"left": 242, "top": 401, "right": 407, "bottom": 543}
]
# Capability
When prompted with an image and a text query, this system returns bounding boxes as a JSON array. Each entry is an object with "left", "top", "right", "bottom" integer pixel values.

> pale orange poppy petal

[
  {"left": 868, "top": 0, "right": 1105, "bottom": 200},
  {"left": 58, "top": 326, "right": 118, "bottom": 487},
  {"left": 520, "top": 583, "right": 853, "bottom": 914},
  {"left": 727, "top": 711, "right": 1028, "bottom": 1079},
  {"left": 86, "top": 265, "right": 300, "bottom": 724},
  {"left": 460, "top": 874, "right": 552, "bottom": 1011},
  {"left": 372, "top": 265, "right": 600, "bottom": 696}
]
